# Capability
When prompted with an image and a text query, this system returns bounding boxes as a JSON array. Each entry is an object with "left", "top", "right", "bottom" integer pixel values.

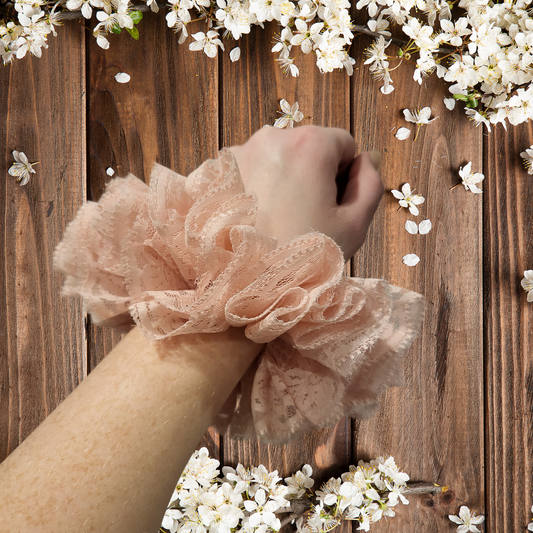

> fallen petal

[
  {"left": 405, "top": 220, "right": 418, "bottom": 234},
  {"left": 395, "top": 127, "right": 411, "bottom": 140},
  {"left": 230, "top": 47, "right": 241, "bottom": 62},
  {"left": 418, "top": 219, "right": 432, "bottom": 234},
  {"left": 402, "top": 253, "right": 420, "bottom": 266},
  {"left": 115, "top": 72, "right": 131, "bottom": 83},
  {"left": 380, "top": 84, "right": 394, "bottom": 94},
  {"left": 443, "top": 98, "right": 456, "bottom": 110},
  {"left": 106, "top": 167, "right": 115, "bottom": 176}
]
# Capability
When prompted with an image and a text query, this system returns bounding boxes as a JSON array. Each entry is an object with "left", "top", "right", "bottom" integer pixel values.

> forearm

[{"left": 0, "top": 326, "right": 263, "bottom": 533}]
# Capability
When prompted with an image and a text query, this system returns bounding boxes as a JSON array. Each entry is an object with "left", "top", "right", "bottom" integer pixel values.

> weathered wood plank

[
  {"left": 484, "top": 122, "right": 533, "bottom": 532},
  {"left": 0, "top": 23, "right": 86, "bottom": 461},
  {"left": 86, "top": 12, "right": 220, "bottom": 458},
  {"left": 350, "top": 36, "right": 484, "bottom": 530},
  {"left": 220, "top": 22, "right": 353, "bottom": 529}
]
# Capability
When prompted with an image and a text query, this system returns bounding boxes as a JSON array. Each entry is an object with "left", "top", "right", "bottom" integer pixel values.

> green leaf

[
  {"left": 127, "top": 26, "right": 139, "bottom": 40},
  {"left": 466, "top": 98, "right": 478, "bottom": 108},
  {"left": 111, "top": 24, "right": 122, "bottom": 34},
  {"left": 130, "top": 10, "right": 143, "bottom": 23},
  {"left": 453, "top": 94, "right": 470, "bottom": 101}
]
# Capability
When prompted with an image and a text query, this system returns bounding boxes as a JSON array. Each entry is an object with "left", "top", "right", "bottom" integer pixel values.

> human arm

[
  {"left": 0, "top": 126, "right": 383, "bottom": 532},
  {"left": 0, "top": 326, "right": 262, "bottom": 532}
]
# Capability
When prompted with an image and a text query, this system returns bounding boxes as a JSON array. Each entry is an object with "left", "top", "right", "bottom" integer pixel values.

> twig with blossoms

[
  {"left": 161, "top": 448, "right": 446, "bottom": 533},
  {"left": 6, "top": 0, "right": 533, "bottom": 138}
]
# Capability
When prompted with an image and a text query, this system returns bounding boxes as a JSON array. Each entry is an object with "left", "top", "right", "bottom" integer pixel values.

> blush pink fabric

[{"left": 53, "top": 148, "right": 425, "bottom": 443}]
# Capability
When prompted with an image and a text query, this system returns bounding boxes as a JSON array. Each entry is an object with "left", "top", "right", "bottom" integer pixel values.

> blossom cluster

[
  {"left": 161, "top": 449, "right": 411, "bottom": 533},
  {"left": 295, "top": 456, "right": 410, "bottom": 532},
  {"left": 0, "top": 0, "right": 61, "bottom": 62},
  {"left": 161, "top": 447, "right": 293, "bottom": 533},
  {"left": 4, "top": 0, "right": 533, "bottom": 130},
  {"left": 361, "top": 0, "right": 533, "bottom": 129},
  {"left": 0, "top": 0, "right": 143, "bottom": 62}
]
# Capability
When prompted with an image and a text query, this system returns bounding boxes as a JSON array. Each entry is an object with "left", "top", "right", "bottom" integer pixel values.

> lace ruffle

[{"left": 53, "top": 149, "right": 425, "bottom": 443}]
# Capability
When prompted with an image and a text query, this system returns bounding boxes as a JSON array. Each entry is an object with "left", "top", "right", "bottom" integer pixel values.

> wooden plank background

[{"left": 0, "top": 9, "right": 532, "bottom": 532}]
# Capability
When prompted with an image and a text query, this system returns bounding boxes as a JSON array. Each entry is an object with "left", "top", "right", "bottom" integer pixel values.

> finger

[
  {"left": 318, "top": 128, "right": 357, "bottom": 205},
  {"left": 338, "top": 152, "right": 384, "bottom": 224},
  {"left": 323, "top": 127, "right": 357, "bottom": 175}
]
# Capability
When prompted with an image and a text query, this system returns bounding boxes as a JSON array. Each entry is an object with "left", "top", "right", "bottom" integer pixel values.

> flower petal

[
  {"left": 395, "top": 127, "right": 411, "bottom": 140},
  {"left": 230, "top": 47, "right": 241, "bottom": 62},
  {"left": 391, "top": 189, "right": 404, "bottom": 199},
  {"left": 280, "top": 99, "right": 291, "bottom": 114},
  {"left": 401, "top": 183, "right": 412, "bottom": 196},
  {"left": 405, "top": 220, "right": 418, "bottom": 234},
  {"left": 115, "top": 72, "right": 131, "bottom": 83},
  {"left": 402, "top": 253, "right": 420, "bottom": 266},
  {"left": 418, "top": 219, "right": 432, "bottom": 234},
  {"left": 106, "top": 167, "right": 115, "bottom": 176},
  {"left": 443, "top": 98, "right": 456, "bottom": 110}
]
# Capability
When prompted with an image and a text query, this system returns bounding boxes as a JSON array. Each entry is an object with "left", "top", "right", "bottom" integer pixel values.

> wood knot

[
  {"left": 438, "top": 490, "right": 456, "bottom": 506},
  {"left": 420, "top": 496, "right": 436, "bottom": 509}
]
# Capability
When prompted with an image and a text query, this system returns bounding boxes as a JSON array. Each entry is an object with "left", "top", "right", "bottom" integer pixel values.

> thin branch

[
  {"left": 403, "top": 482, "right": 445, "bottom": 495},
  {"left": 276, "top": 482, "right": 444, "bottom": 529}
]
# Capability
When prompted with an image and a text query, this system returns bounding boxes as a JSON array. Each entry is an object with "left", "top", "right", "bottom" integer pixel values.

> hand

[{"left": 230, "top": 125, "right": 384, "bottom": 262}]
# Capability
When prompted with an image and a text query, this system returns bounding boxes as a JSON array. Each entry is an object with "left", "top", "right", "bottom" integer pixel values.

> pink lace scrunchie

[{"left": 53, "top": 148, "right": 425, "bottom": 444}]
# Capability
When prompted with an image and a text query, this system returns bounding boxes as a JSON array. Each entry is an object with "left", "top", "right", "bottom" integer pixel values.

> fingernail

[{"left": 369, "top": 150, "right": 381, "bottom": 171}]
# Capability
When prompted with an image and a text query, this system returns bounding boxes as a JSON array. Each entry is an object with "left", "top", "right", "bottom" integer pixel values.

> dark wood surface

[{"left": 0, "top": 10, "right": 532, "bottom": 532}]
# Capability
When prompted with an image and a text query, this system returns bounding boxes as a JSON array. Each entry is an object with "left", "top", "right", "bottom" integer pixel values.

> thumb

[{"left": 338, "top": 152, "right": 384, "bottom": 224}]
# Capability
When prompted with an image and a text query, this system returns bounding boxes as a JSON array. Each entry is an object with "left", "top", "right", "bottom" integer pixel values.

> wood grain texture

[
  {"left": 87, "top": 12, "right": 219, "bottom": 366},
  {"left": 0, "top": 9, "right": 531, "bottom": 532},
  {"left": 350, "top": 36, "right": 485, "bottom": 530},
  {"left": 86, "top": 12, "right": 220, "bottom": 459},
  {"left": 220, "top": 24, "right": 352, "bottom": 533},
  {"left": 484, "top": 121, "right": 533, "bottom": 533},
  {"left": 0, "top": 23, "right": 86, "bottom": 461}
]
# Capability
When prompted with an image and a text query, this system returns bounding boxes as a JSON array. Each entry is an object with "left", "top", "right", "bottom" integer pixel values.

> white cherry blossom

[
  {"left": 457, "top": 162, "right": 484, "bottom": 193},
  {"left": 273, "top": 99, "right": 304, "bottom": 128},
  {"left": 520, "top": 146, "right": 533, "bottom": 174},
  {"left": 189, "top": 30, "right": 225, "bottom": 58},
  {"left": 521, "top": 270, "right": 533, "bottom": 302},
  {"left": 448, "top": 505, "right": 485, "bottom": 532},
  {"left": 8, "top": 150, "right": 38, "bottom": 186},
  {"left": 437, "top": 17, "right": 471, "bottom": 46},
  {"left": 391, "top": 183, "right": 425, "bottom": 215},
  {"left": 403, "top": 106, "right": 439, "bottom": 140},
  {"left": 284, "top": 465, "right": 314, "bottom": 498},
  {"left": 403, "top": 106, "right": 438, "bottom": 125}
]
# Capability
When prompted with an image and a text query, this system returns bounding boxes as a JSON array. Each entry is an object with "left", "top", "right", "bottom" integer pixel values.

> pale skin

[{"left": 0, "top": 126, "right": 383, "bottom": 532}]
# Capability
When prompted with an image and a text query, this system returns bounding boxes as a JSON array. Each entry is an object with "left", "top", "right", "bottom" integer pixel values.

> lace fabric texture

[{"left": 53, "top": 148, "right": 425, "bottom": 444}]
